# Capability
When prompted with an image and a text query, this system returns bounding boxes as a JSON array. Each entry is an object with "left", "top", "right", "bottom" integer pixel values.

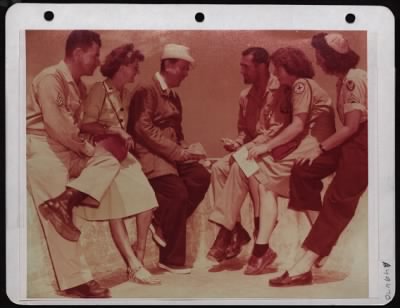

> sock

[
  {"left": 254, "top": 217, "right": 260, "bottom": 231},
  {"left": 253, "top": 243, "right": 269, "bottom": 257}
]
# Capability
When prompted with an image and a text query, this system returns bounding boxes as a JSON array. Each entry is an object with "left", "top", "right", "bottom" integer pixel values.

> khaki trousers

[{"left": 27, "top": 134, "right": 120, "bottom": 290}]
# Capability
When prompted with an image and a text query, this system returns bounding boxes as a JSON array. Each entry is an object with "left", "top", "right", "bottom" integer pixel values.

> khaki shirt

[
  {"left": 291, "top": 78, "right": 335, "bottom": 141},
  {"left": 336, "top": 68, "right": 368, "bottom": 124},
  {"left": 236, "top": 75, "right": 280, "bottom": 145},
  {"left": 82, "top": 79, "right": 130, "bottom": 130},
  {"left": 27, "top": 60, "right": 94, "bottom": 156}
]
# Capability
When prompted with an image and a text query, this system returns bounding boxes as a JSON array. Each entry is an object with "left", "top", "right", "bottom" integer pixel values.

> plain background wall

[{"left": 26, "top": 30, "right": 367, "bottom": 157}]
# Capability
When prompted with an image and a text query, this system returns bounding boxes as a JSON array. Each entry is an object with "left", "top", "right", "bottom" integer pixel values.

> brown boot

[
  {"left": 38, "top": 188, "right": 87, "bottom": 241},
  {"left": 225, "top": 222, "right": 251, "bottom": 259},
  {"left": 207, "top": 226, "right": 232, "bottom": 263}
]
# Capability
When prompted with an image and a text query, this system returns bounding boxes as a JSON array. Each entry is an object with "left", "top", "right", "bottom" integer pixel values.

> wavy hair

[
  {"left": 271, "top": 47, "right": 315, "bottom": 79},
  {"left": 100, "top": 43, "right": 144, "bottom": 78}
]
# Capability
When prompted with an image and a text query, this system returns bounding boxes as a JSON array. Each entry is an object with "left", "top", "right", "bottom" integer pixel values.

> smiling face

[
  {"left": 119, "top": 59, "right": 140, "bottom": 84},
  {"left": 76, "top": 42, "right": 101, "bottom": 76},
  {"left": 164, "top": 59, "right": 191, "bottom": 88},
  {"left": 271, "top": 62, "right": 293, "bottom": 86},
  {"left": 240, "top": 54, "right": 260, "bottom": 84}
]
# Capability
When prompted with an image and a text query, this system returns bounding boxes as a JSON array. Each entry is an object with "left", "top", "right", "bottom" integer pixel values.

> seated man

[
  {"left": 128, "top": 44, "right": 211, "bottom": 274},
  {"left": 27, "top": 30, "right": 116, "bottom": 298},
  {"left": 207, "top": 47, "right": 283, "bottom": 263}
]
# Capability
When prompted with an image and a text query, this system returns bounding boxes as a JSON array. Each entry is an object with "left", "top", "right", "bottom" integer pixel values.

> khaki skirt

[{"left": 75, "top": 153, "right": 158, "bottom": 221}]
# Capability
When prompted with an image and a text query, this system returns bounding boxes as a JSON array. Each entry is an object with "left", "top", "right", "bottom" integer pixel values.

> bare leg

[
  {"left": 256, "top": 185, "right": 278, "bottom": 245},
  {"left": 110, "top": 219, "right": 143, "bottom": 270},
  {"left": 109, "top": 218, "right": 160, "bottom": 285},
  {"left": 135, "top": 209, "right": 153, "bottom": 262},
  {"left": 305, "top": 210, "right": 319, "bottom": 226},
  {"left": 249, "top": 175, "right": 260, "bottom": 218}
]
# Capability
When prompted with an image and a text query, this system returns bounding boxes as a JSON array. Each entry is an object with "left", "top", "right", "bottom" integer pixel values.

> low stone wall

[{"left": 27, "top": 178, "right": 368, "bottom": 298}]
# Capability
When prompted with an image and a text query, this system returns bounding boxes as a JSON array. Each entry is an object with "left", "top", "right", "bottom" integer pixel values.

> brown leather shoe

[
  {"left": 39, "top": 199, "right": 81, "bottom": 241},
  {"left": 244, "top": 248, "right": 277, "bottom": 275},
  {"left": 64, "top": 280, "right": 111, "bottom": 298},
  {"left": 207, "top": 227, "right": 232, "bottom": 263},
  {"left": 269, "top": 271, "right": 313, "bottom": 287},
  {"left": 225, "top": 223, "right": 251, "bottom": 259}
]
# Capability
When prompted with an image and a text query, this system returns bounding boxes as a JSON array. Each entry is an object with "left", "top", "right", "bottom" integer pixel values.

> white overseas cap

[
  {"left": 324, "top": 33, "right": 350, "bottom": 54},
  {"left": 161, "top": 43, "right": 194, "bottom": 63}
]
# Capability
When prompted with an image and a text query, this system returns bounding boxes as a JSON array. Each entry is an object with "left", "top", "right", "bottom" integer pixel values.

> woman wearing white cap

[{"left": 269, "top": 33, "right": 368, "bottom": 287}]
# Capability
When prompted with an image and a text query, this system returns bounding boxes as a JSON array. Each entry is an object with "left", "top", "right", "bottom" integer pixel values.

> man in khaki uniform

[
  {"left": 27, "top": 30, "right": 118, "bottom": 298},
  {"left": 207, "top": 47, "right": 282, "bottom": 263}
]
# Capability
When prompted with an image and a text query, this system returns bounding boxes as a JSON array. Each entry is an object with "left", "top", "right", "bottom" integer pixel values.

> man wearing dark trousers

[{"left": 128, "top": 44, "right": 210, "bottom": 274}]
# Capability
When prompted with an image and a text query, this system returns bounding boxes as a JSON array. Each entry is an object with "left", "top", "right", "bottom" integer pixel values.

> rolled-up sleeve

[
  {"left": 131, "top": 88, "right": 185, "bottom": 161},
  {"left": 35, "top": 74, "right": 94, "bottom": 156},
  {"left": 235, "top": 96, "right": 247, "bottom": 145}
]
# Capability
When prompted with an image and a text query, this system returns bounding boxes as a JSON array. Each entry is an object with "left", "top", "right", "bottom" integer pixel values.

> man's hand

[{"left": 221, "top": 138, "right": 241, "bottom": 152}]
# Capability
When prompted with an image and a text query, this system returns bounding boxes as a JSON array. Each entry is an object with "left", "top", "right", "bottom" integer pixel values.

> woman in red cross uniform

[
  {"left": 269, "top": 33, "right": 368, "bottom": 287},
  {"left": 244, "top": 47, "right": 336, "bottom": 275}
]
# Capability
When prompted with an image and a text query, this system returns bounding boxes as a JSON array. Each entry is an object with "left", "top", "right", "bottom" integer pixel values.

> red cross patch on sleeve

[{"left": 294, "top": 82, "right": 305, "bottom": 94}]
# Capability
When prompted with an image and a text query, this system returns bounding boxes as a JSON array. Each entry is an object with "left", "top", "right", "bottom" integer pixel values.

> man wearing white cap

[{"left": 127, "top": 43, "right": 210, "bottom": 274}]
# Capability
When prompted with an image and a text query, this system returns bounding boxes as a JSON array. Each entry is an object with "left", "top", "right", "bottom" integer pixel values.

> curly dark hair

[
  {"left": 311, "top": 32, "right": 359, "bottom": 75},
  {"left": 242, "top": 47, "right": 270, "bottom": 64},
  {"left": 100, "top": 43, "right": 144, "bottom": 78},
  {"left": 271, "top": 47, "right": 315, "bottom": 79}
]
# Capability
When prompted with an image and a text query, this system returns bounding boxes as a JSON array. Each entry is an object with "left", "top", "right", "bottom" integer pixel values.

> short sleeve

[
  {"left": 342, "top": 78, "right": 367, "bottom": 115},
  {"left": 291, "top": 79, "right": 312, "bottom": 115}
]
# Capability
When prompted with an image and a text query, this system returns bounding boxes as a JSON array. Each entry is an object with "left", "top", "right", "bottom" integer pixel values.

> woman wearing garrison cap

[{"left": 269, "top": 33, "right": 368, "bottom": 287}]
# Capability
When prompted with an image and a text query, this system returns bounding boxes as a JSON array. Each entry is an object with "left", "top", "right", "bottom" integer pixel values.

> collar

[
  {"left": 57, "top": 60, "right": 75, "bottom": 84},
  {"left": 154, "top": 72, "right": 174, "bottom": 97},
  {"left": 103, "top": 79, "right": 119, "bottom": 94}
]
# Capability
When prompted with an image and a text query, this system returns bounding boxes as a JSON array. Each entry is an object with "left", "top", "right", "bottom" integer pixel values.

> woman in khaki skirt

[
  {"left": 78, "top": 44, "right": 160, "bottom": 285},
  {"left": 243, "top": 47, "right": 336, "bottom": 275}
]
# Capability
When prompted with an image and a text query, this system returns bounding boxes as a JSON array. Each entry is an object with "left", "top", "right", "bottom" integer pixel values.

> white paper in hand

[{"left": 232, "top": 147, "right": 260, "bottom": 178}]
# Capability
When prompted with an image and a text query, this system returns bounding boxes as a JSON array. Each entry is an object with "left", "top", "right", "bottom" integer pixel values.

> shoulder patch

[
  {"left": 294, "top": 82, "right": 305, "bottom": 94},
  {"left": 346, "top": 80, "right": 355, "bottom": 91},
  {"left": 56, "top": 93, "right": 64, "bottom": 106}
]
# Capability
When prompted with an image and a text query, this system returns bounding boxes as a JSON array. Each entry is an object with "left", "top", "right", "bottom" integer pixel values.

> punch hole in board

[
  {"left": 345, "top": 13, "right": 356, "bottom": 24},
  {"left": 195, "top": 12, "right": 205, "bottom": 23},
  {"left": 44, "top": 11, "right": 54, "bottom": 22}
]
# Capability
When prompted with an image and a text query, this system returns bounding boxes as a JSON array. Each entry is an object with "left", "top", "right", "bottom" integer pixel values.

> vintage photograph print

[
  {"left": 5, "top": 3, "right": 395, "bottom": 306},
  {"left": 25, "top": 29, "right": 369, "bottom": 300}
]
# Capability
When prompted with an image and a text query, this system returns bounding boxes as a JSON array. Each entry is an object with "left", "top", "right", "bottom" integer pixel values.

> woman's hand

[
  {"left": 296, "top": 144, "right": 322, "bottom": 166},
  {"left": 118, "top": 129, "right": 135, "bottom": 150},
  {"left": 248, "top": 144, "right": 269, "bottom": 160}
]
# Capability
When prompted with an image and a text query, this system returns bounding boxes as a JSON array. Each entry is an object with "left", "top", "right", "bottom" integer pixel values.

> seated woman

[
  {"left": 245, "top": 47, "right": 336, "bottom": 275},
  {"left": 269, "top": 33, "right": 368, "bottom": 287},
  {"left": 77, "top": 43, "right": 160, "bottom": 285}
]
